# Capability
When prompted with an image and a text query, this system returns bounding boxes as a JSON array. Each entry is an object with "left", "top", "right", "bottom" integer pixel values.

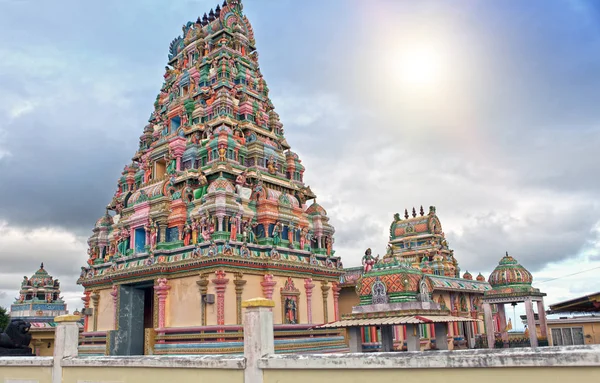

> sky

[{"left": 1, "top": 0, "right": 600, "bottom": 328}]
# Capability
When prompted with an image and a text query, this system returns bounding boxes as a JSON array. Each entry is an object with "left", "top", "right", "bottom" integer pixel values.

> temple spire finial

[
  {"left": 412, "top": 207, "right": 417, "bottom": 218},
  {"left": 404, "top": 209, "right": 409, "bottom": 219},
  {"left": 419, "top": 205, "right": 424, "bottom": 216},
  {"left": 40, "top": 262, "right": 44, "bottom": 270}
]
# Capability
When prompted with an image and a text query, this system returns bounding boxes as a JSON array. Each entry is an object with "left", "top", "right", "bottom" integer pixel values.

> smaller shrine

[
  {"left": 9, "top": 264, "right": 82, "bottom": 356},
  {"left": 482, "top": 253, "right": 548, "bottom": 348}
]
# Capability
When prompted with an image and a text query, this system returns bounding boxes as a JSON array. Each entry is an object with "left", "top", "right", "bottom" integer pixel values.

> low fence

[{"left": 2, "top": 299, "right": 600, "bottom": 383}]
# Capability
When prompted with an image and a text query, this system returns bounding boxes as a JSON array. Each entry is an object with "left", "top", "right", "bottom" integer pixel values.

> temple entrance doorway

[{"left": 110, "top": 282, "right": 154, "bottom": 356}]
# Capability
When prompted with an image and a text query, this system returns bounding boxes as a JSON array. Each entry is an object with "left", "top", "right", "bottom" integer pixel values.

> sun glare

[{"left": 395, "top": 43, "right": 444, "bottom": 88}]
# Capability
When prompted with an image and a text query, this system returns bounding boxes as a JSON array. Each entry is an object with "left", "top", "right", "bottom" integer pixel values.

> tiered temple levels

[{"left": 77, "top": 0, "right": 344, "bottom": 356}]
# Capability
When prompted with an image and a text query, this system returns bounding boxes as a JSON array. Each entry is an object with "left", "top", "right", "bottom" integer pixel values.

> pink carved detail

[
  {"left": 261, "top": 274, "right": 277, "bottom": 300},
  {"left": 212, "top": 270, "right": 229, "bottom": 325},
  {"left": 154, "top": 278, "right": 171, "bottom": 329},
  {"left": 332, "top": 282, "right": 341, "bottom": 321},
  {"left": 110, "top": 285, "right": 119, "bottom": 328},
  {"left": 304, "top": 278, "right": 315, "bottom": 324}
]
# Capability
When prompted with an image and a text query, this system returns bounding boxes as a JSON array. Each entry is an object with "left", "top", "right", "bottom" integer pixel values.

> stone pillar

[
  {"left": 154, "top": 278, "right": 171, "bottom": 329},
  {"left": 218, "top": 215, "right": 224, "bottom": 232},
  {"left": 405, "top": 324, "right": 420, "bottom": 351},
  {"left": 537, "top": 298, "right": 548, "bottom": 339},
  {"left": 53, "top": 314, "right": 81, "bottom": 383},
  {"left": 332, "top": 282, "right": 341, "bottom": 321},
  {"left": 348, "top": 327, "right": 362, "bottom": 353},
  {"left": 82, "top": 291, "right": 91, "bottom": 332},
  {"left": 261, "top": 274, "right": 277, "bottom": 300},
  {"left": 497, "top": 303, "right": 509, "bottom": 347},
  {"left": 525, "top": 298, "right": 538, "bottom": 347},
  {"left": 243, "top": 298, "right": 275, "bottom": 383},
  {"left": 434, "top": 322, "right": 449, "bottom": 350},
  {"left": 483, "top": 302, "right": 495, "bottom": 349},
  {"left": 91, "top": 291, "right": 100, "bottom": 331},
  {"left": 159, "top": 222, "right": 167, "bottom": 243},
  {"left": 212, "top": 270, "right": 229, "bottom": 325},
  {"left": 110, "top": 285, "right": 119, "bottom": 329},
  {"left": 197, "top": 274, "right": 209, "bottom": 326},
  {"left": 234, "top": 273, "right": 247, "bottom": 325},
  {"left": 304, "top": 278, "right": 315, "bottom": 324},
  {"left": 321, "top": 283, "right": 330, "bottom": 323},
  {"left": 380, "top": 325, "right": 394, "bottom": 352}
]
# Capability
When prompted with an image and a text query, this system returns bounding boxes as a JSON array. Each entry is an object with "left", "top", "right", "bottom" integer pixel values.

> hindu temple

[
  {"left": 77, "top": 0, "right": 345, "bottom": 356},
  {"left": 9, "top": 264, "right": 81, "bottom": 356},
  {"left": 334, "top": 207, "right": 548, "bottom": 351}
]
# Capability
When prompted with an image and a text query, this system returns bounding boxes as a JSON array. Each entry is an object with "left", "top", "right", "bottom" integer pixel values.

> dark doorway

[{"left": 109, "top": 283, "right": 154, "bottom": 356}]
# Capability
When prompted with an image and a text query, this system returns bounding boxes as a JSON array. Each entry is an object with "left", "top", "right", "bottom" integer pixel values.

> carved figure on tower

[{"left": 362, "top": 248, "right": 379, "bottom": 273}]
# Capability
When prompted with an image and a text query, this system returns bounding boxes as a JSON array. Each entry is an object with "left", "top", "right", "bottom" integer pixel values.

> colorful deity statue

[
  {"left": 272, "top": 222, "right": 282, "bottom": 246},
  {"left": 195, "top": 170, "right": 208, "bottom": 199},
  {"left": 362, "top": 248, "right": 379, "bottom": 273},
  {"left": 183, "top": 223, "right": 192, "bottom": 246}
]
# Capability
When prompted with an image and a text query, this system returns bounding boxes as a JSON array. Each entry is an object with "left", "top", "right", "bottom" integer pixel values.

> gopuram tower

[{"left": 77, "top": 0, "right": 345, "bottom": 356}]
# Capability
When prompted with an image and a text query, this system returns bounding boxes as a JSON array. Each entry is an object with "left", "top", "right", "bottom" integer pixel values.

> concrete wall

[
  {"left": 259, "top": 345, "right": 600, "bottom": 383},
  {"left": 0, "top": 357, "right": 53, "bottom": 383},
  {"left": 96, "top": 287, "right": 114, "bottom": 331},
  {"left": 548, "top": 321, "right": 600, "bottom": 345},
  {"left": 61, "top": 356, "right": 244, "bottom": 383}
]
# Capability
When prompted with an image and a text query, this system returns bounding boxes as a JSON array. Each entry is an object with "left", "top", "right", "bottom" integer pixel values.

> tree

[{"left": 0, "top": 306, "right": 8, "bottom": 331}]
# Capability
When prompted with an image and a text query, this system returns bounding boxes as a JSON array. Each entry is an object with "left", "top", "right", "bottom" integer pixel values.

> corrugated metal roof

[
  {"left": 318, "top": 315, "right": 480, "bottom": 328},
  {"left": 416, "top": 315, "right": 481, "bottom": 323}
]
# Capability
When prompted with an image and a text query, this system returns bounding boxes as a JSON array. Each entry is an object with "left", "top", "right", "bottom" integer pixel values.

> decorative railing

[
  {"left": 151, "top": 324, "right": 347, "bottom": 355},
  {"left": 78, "top": 331, "right": 107, "bottom": 356}
]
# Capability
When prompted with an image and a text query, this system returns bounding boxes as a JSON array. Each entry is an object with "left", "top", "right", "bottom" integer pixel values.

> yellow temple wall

[
  {"left": 548, "top": 321, "right": 600, "bottom": 345},
  {"left": 96, "top": 287, "right": 114, "bottom": 331},
  {"left": 166, "top": 275, "right": 202, "bottom": 328},
  {"left": 31, "top": 330, "right": 56, "bottom": 356},
  {"left": 62, "top": 366, "right": 243, "bottom": 383},
  {"left": 0, "top": 366, "right": 53, "bottom": 383},
  {"left": 338, "top": 286, "right": 360, "bottom": 316}
]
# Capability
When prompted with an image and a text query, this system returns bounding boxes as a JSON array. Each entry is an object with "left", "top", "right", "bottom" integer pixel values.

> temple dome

[
  {"left": 462, "top": 271, "right": 473, "bottom": 280},
  {"left": 306, "top": 201, "right": 327, "bottom": 216},
  {"left": 28, "top": 263, "right": 56, "bottom": 288},
  {"left": 476, "top": 273, "right": 486, "bottom": 282},
  {"left": 488, "top": 253, "right": 533, "bottom": 287}
]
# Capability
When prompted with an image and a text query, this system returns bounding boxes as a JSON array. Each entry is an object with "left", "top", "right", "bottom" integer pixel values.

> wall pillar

[
  {"left": 212, "top": 270, "right": 229, "bottom": 325},
  {"left": 197, "top": 274, "right": 209, "bottom": 326},
  {"left": 321, "top": 282, "right": 330, "bottom": 323},
  {"left": 304, "top": 278, "right": 315, "bottom": 324},
  {"left": 158, "top": 221, "right": 167, "bottom": 243},
  {"left": 81, "top": 291, "right": 91, "bottom": 332},
  {"left": 497, "top": 303, "right": 509, "bottom": 347},
  {"left": 243, "top": 298, "right": 275, "bottom": 383},
  {"left": 405, "top": 324, "right": 420, "bottom": 351},
  {"left": 348, "top": 327, "right": 362, "bottom": 353},
  {"left": 537, "top": 298, "right": 548, "bottom": 339},
  {"left": 110, "top": 285, "right": 119, "bottom": 329},
  {"left": 234, "top": 273, "right": 247, "bottom": 325},
  {"left": 434, "top": 322, "right": 449, "bottom": 350},
  {"left": 483, "top": 302, "right": 495, "bottom": 349},
  {"left": 525, "top": 298, "right": 538, "bottom": 347},
  {"left": 154, "top": 278, "right": 171, "bottom": 329},
  {"left": 380, "top": 325, "right": 394, "bottom": 352},
  {"left": 91, "top": 291, "right": 100, "bottom": 332},
  {"left": 332, "top": 282, "right": 341, "bottom": 321},
  {"left": 261, "top": 274, "right": 277, "bottom": 300},
  {"left": 53, "top": 315, "right": 81, "bottom": 383}
]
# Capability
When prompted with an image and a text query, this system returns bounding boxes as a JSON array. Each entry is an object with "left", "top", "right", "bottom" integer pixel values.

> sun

[{"left": 395, "top": 44, "right": 444, "bottom": 88}]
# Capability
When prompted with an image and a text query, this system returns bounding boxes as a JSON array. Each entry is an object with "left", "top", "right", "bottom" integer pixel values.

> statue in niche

[
  {"left": 267, "top": 156, "right": 276, "bottom": 174},
  {"left": 195, "top": 170, "right": 208, "bottom": 199},
  {"left": 371, "top": 277, "right": 388, "bottom": 305},
  {"left": 270, "top": 247, "right": 280, "bottom": 261},
  {"left": 218, "top": 144, "right": 227, "bottom": 162},
  {"left": 206, "top": 241, "right": 218, "bottom": 257},
  {"left": 272, "top": 222, "right": 281, "bottom": 246},
  {"left": 299, "top": 228, "right": 307, "bottom": 250},
  {"left": 191, "top": 244, "right": 201, "bottom": 259},
  {"left": 361, "top": 248, "right": 379, "bottom": 273},
  {"left": 240, "top": 243, "right": 251, "bottom": 258},
  {"left": 223, "top": 240, "right": 233, "bottom": 256},
  {"left": 284, "top": 297, "right": 297, "bottom": 324},
  {"left": 325, "top": 236, "right": 333, "bottom": 256},
  {"left": 230, "top": 219, "right": 238, "bottom": 241},
  {"left": 183, "top": 223, "right": 192, "bottom": 246},
  {"left": 117, "top": 228, "right": 130, "bottom": 256},
  {"left": 417, "top": 277, "right": 432, "bottom": 303},
  {"left": 288, "top": 225, "right": 295, "bottom": 248},
  {"left": 460, "top": 294, "right": 468, "bottom": 312}
]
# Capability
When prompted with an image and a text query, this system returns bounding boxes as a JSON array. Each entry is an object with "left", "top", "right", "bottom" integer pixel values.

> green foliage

[{"left": 0, "top": 306, "right": 9, "bottom": 331}]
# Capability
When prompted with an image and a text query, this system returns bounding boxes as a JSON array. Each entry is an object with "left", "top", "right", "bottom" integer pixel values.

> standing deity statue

[
  {"left": 267, "top": 156, "right": 276, "bottom": 174},
  {"left": 195, "top": 170, "right": 208, "bottom": 199},
  {"left": 183, "top": 223, "right": 192, "bottom": 246},
  {"left": 287, "top": 225, "right": 294, "bottom": 248},
  {"left": 299, "top": 228, "right": 308, "bottom": 250},
  {"left": 325, "top": 236, "right": 333, "bottom": 256},
  {"left": 361, "top": 248, "right": 379, "bottom": 273},
  {"left": 191, "top": 218, "right": 200, "bottom": 244},
  {"left": 218, "top": 144, "right": 226, "bottom": 162},
  {"left": 230, "top": 218, "right": 238, "bottom": 241},
  {"left": 272, "top": 222, "right": 281, "bottom": 246}
]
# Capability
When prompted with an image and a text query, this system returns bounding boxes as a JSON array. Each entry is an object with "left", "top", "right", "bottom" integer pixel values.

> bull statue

[{"left": 0, "top": 319, "right": 33, "bottom": 356}]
